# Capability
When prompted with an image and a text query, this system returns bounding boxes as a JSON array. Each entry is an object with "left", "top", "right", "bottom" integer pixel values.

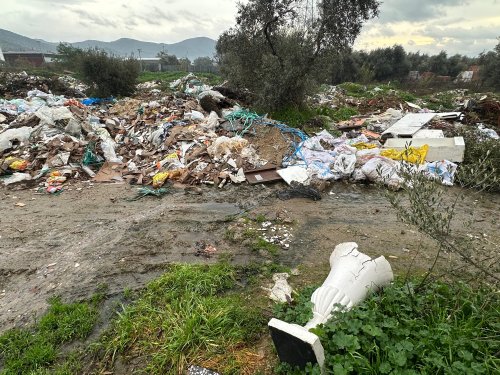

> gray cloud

[
  {"left": 70, "top": 8, "right": 118, "bottom": 28},
  {"left": 423, "top": 25, "right": 500, "bottom": 41},
  {"left": 378, "top": 0, "right": 469, "bottom": 22},
  {"left": 1, "top": 0, "right": 498, "bottom": 56}
]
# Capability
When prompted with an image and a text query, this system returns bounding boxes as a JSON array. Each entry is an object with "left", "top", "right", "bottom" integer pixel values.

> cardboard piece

[{"left": 93, "top": 162, "right": 126, "bottom": 182}]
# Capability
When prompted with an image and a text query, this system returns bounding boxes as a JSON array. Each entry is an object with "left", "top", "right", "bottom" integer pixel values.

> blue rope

[{"left": 224, "top": 109, "right": 309, "bottom": 165}]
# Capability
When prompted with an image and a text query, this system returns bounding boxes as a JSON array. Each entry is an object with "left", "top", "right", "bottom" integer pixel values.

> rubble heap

[{"left": 1, "top": 73, "right": 499, "bottom": 194}]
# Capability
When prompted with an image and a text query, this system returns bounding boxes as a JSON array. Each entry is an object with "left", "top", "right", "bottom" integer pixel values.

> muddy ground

[{"left": 1, "top": 180, "right": 499, "bottom": 333}]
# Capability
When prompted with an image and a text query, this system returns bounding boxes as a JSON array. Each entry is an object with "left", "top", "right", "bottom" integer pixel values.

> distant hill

[
  {"left": 72, "top": 37, "right": 216, "bottom": 60},
  {"left": 0, "top": 29, "right": 216, "bottom": 60},
  {"left": 0, "top": 29, "right": 57, "bottom": 53}
]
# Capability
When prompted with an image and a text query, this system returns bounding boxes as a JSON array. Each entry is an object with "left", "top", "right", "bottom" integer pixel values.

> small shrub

[
  {"left": 56, "top": 43, "right": 139, "bottom": 97},
  {"left": 457, "top": 129, "right": 500, "bottom": 192},
  {"left": 80, "top": 50, "right": 139, "bottom": 97}
]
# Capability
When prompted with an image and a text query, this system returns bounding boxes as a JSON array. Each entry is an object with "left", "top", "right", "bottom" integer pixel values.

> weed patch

[
  {"left": 274, "top": 280, "right": 500, "bottom": 374},
  {"left": 96, "top": 263, "right": 264, "bottom": 374},
  {"left": 269, "top": 106, "right": 318, "bottom": 128},
  {"left": 251, "top": 238, "right": 280, "bottom": 256},
  {"left": 0, "top": 297, "right": 99, "bottom": 374}
]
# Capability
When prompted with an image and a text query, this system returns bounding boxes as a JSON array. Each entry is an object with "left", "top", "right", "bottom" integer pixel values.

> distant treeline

[{"left": 326, "top": 43, "right": 499, "bottom": 88}]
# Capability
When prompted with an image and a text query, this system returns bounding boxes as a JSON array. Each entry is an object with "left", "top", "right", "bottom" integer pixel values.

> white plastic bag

[
  {"left": 361, "top": 156, "right": 403, "bottom": 188},
  {"left": 0, "top": 127, "right": 33, "bottom": 153},
  {"left": 332, "top": 154, "right": 356, "bottom": 179}
]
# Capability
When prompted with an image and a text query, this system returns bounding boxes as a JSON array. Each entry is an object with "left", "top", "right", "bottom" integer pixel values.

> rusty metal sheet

[{"left": 244, "top": 165, "right": 283, "bottom": 184}]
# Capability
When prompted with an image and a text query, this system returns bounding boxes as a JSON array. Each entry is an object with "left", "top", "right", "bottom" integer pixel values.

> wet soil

[{"left": 1, "top": 181, "right": 499, "bottom": 333}]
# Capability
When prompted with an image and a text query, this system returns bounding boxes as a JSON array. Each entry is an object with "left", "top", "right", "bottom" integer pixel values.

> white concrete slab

[{"left": 381, "top": 113, "right": 436, "bottom": 139}]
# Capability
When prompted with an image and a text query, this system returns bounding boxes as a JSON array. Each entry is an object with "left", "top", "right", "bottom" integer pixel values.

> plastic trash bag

[
  {"left": 90, "top": 123, "right": 122, "bottom": 163},
  {"left": 423, "top": 160, "right": 458, "bottom": 186},
  {"left": 184, "top": 110, "right": 205, "bottom": 121},
  {"left": 477, "top": 124, "right": 499, "bottom": 140},
  {"left": 331, "top": 154, "right": 356, "bottom": 179},
  {"left": 202, "top": 111, "right": 219, "bottom": 131},
  {"left": 356, "top": 148, "right": 381, "bottom": 166},
  {"left": 208, "top": 136, "right": 248, "bottom": 158},
  {"left": 152, "top": 171, "right": 170, "bottom": 188},
  {"left": 361, "top": 156, "right": 403, "bottom": 189},
  {"left": 380, "top": 144, "right": 429, "bottom": 164},
  {"left": 2, "top": 172, "right": 32, "bottom": 185},
  {"left": 0, "top": 127, "right": 33, "bottom": 153}
]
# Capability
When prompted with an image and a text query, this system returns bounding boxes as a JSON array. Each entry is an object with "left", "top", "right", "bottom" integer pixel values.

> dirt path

[{"left": 1, "top": 181, "right": 498, "bottom": 333}]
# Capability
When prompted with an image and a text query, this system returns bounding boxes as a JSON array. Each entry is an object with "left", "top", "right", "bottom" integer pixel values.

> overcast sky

[{"left": 3, "top": 0, "right": 499, "bottom": 56}]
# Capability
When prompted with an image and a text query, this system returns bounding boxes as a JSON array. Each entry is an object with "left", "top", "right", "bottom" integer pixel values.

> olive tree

[{"left": 216, "top": 0, "right": 380, "bottom": 110}]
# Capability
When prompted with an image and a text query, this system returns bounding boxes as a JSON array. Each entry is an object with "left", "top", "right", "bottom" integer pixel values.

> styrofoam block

[{"left": 383, "top": 137, "right": 465, "bottom": 162}]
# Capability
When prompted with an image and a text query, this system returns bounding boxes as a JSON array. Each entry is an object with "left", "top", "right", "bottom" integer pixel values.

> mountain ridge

[{"left": 0, "top": 29, "right": 216, "bottom": 61}]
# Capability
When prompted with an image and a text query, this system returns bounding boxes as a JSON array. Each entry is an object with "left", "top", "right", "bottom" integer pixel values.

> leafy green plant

[
  {"left": 457, "top": 129, "right": 500, "bottom": 192},
  {"left": 273, "top": 285, "right": 316, "bottom": 326},
  {"left": 275, "top": 280, "right": 500, "bottom": 374}
]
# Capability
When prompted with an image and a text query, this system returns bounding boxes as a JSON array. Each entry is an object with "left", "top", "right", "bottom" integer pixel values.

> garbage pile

[
  {"left": 0, "top": 71, "right": 87, "bottom": 99},
  {"left": 0, "top": 74, "right": 305, "bottom": 193},
  {"left": 1, "top": 73, "right": 498, "bottom": 194}
]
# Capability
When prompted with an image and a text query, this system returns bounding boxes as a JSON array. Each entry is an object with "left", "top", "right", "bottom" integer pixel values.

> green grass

[
  {"left": 254, "top": 214, "right": 267, "bottom": 223},
  {"left": 269, "top": 104, "right": 360, "bottom": 130},
  {"left": 274, "top": 279, "right": 500, "bottom": 374},
  {"left": 96, "top": 263, "right": 263, "bottom": 374},
  {"left": 316, "top": 106, "right": 359, "bottom": 122},
  {"left": 337, "top": 82, "right": 371, "bottom": 97},
  {"left": 423, "top": 91, "right": 456, "bottom": 111},
  {"left": 251, "top": 238, "right": 280, "bottom": 256},
  {"left": 0, "top": 296, "right": 100, "bottom": 374},
  {"left": 137, "top": 71, "right": 223, "bottom": 86},
  {"left": 337, "top": 82, "right": 419, "bottom": 103},
  {"left": 242, "top": 228, "right": 258, "bottom": 239},
  {"left": 269, "top": 106, "right": 318, "bottom": 128}
]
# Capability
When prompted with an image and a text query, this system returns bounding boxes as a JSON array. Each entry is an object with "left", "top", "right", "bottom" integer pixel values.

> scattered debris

[
  {"left": 1, "top": 72, "right": 499, "bottom": 197},
  {"left": 194, "top": 241, "right": 218, "bottom": 258},
  {"left": 263, "top": 273, "right": 293, "bottom": 303}
]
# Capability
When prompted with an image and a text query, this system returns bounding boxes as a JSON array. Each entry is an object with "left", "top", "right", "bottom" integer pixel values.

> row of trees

[
  {"left": 328, "top": 47, "right": 478, "bottom": 84},
  {"left": 156, "top": 51, "right": 215, "bottom": 70},
  {"left": 216, "top": 0, "right": 499, "bottom": 110}
]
